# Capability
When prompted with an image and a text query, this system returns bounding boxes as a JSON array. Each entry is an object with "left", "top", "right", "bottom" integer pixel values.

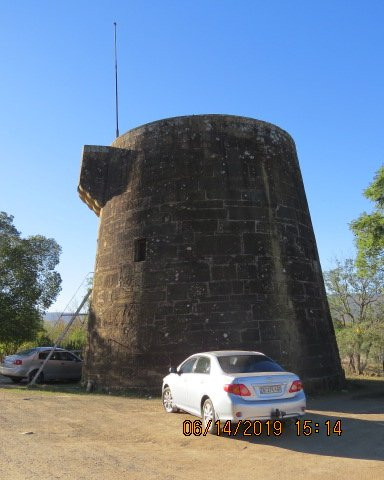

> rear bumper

[
  {"left": 0, "top": 365, "right": 27, "bottom": 378},
  {"left": 216, "top": 391, "right": 306, "bottom": 422}
]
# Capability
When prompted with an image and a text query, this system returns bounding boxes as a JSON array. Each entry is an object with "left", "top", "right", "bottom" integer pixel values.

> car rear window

[
  {"left": 217, "top": 355, "right": 285, "bottom": 374},
  {"left": 15, "top": 348, "right": 38, "bottom": 356}
]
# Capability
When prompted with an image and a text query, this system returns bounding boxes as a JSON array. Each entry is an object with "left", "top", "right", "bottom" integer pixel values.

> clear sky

[{"left": 1, "top": 0, "right": 383, "bottom": 312}]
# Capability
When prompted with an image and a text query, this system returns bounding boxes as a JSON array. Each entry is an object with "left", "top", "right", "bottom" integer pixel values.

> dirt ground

[{"left": 0, "top": 376, "right": 383, "bottom": 480}]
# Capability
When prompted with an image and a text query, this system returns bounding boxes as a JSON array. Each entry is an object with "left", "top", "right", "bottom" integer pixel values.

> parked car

[
  {"left": 162, "top": 350, "right": 306, "bottom": 433},
  {"left": 0, "top": 347, "right": 83, "bottom": 384}
]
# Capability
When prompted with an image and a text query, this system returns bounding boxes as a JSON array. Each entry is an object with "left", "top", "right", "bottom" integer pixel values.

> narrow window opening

[{"left": 134, "top": 238, "right": 147, "bottom": 262}]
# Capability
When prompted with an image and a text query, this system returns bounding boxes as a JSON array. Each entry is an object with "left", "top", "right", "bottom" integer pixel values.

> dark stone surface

[{"left": 79, "top": 114, "right": 344, "bottom": 392}]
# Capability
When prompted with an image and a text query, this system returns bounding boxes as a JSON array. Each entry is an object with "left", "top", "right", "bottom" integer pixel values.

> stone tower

[{"left": 78, "top": 114, "right": 344, "bottom": 391}]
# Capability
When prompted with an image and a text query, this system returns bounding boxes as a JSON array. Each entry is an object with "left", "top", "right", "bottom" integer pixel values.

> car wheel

[
  {"left": 202, "top": 398, "right": 217, "bottom": 434},
  {"left": 10, "top": 377, "right": 23, "bottom": 384},
  {"left": 162, "top": 387, "right": 178, "bottom": 413},
  {"left": 28, "top": 370, "right": 44, "bottom": 384}
]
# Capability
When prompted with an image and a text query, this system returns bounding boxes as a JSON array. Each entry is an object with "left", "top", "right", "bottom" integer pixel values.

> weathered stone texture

[{"left": 79, "top": 114, "right": 344, "bottom": 392}]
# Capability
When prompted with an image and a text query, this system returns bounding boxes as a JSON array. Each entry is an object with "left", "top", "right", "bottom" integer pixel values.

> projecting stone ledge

[{"left": 78, "top": 145, "right": 135, "bottom": 216}]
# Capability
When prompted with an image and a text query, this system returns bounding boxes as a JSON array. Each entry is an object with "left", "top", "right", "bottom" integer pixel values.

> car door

[
  {"left": 58, "top": 351, "right": 82, "bottom": 379},
  {"left": 185, "top": 356, "right": 211, "bottom": 415},
  {"left": 171, "top": 356, "right": 198, "bottom": 411},
  {"left": 38, "top": 350, "right": 63, "bottom": 380}
]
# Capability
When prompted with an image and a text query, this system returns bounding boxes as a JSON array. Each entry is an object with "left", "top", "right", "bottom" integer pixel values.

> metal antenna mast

[{"left": 114, "top": 22, "right": 120, "bottom": 138}]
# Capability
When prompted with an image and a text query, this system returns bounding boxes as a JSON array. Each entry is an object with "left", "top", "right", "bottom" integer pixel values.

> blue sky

[{"left": 1, "top": 1, "right": 383, "bottom": 312}]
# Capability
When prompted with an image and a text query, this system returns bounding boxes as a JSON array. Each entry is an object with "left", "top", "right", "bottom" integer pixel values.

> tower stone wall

[{"left": 78, "top": 114, "right": 344, "bottom": 392}]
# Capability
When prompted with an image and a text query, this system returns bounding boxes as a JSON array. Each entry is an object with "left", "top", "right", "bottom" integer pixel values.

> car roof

[
  {"left": 191, "top": 350, "right": 267, "bottom": 357},
  {"left": 35, "top": 347, "right": 67, "bottom": 351}
]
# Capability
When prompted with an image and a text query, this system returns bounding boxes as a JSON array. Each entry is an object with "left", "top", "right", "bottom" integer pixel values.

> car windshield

[
  {"left": 217, "top": 354, "right": 285, "bottom": 374},
  {"left": 15, "top": 348, "right": 38, "bottom": 356}
]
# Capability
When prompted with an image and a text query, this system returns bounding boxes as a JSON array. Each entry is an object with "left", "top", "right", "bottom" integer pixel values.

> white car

[{"left": 162, "top": 350, "right": 306, "bottom": 433}]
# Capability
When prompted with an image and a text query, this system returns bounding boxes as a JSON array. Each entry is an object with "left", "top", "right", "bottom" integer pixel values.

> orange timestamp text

[{"left": 182, "top": 419, "right": 343, "bottom": 437}]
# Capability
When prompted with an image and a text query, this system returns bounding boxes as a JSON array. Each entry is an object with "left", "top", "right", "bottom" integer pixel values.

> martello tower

[{"left": 78, "top": 114, "right": 344, "bottom": 391}]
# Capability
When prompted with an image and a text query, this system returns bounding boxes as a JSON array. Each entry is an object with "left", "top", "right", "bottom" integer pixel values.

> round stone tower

[{"left": 78, "top": 114, "right": 344, "bottom": 392}]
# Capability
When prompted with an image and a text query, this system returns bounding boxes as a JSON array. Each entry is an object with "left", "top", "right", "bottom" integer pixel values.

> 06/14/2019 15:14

[{"left": 182, "top": 419, "right": 343, "bottom": 437}]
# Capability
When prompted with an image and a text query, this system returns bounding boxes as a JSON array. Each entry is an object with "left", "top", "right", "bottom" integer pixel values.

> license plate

[{"left": 259, "top": 385, "right": 282, "bottom": 394}]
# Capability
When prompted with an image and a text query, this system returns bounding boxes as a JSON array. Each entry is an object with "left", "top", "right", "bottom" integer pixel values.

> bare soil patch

[{"left": 0, "top": 376, "right": 383, "bottom": 480}]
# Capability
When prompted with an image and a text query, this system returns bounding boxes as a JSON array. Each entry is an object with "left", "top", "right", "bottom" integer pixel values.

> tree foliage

[
  {"left": 324, "top": 258, "right": 384, "bottom": 374},
  {"left": 0, "top": 212, "right": 62, "bottom": 350},
  {"left": 40, "top": 316, "right": 87, "bottom": 351},
  {"left": 350, "top": 166, "right": 384, "bottom": 272}
]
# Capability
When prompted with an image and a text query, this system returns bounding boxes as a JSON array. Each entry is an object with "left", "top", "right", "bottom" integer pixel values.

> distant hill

[
  {"left": 43, "top": 312, "right": 88, "bottom": 323},
  {"left": 43, "top": 312, "right": 62, "bottom": 322}
]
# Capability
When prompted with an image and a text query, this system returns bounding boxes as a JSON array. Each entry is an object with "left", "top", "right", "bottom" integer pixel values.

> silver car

[
  {"left": 0, "top": 347, "right": 83, "bottom": 383},
  {"left": 162, "top": 350, "right": 306, "bottom": 433}
]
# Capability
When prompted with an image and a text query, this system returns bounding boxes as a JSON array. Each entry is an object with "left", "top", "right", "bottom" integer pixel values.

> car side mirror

[{"left": 169, "top": 366, "right": 178, "bottom": 374}]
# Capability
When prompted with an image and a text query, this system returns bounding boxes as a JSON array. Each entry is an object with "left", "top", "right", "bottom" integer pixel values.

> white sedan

[{"left": 162, "top": 350, "right": 306, "bottom": 433}]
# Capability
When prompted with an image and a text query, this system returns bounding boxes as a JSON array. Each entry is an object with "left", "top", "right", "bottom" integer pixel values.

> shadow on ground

[
  {"left": 0, "top": 374, "right": 155, "bottom": 397},
  {"left": 211, "top": 410, "right": 384, "bottom": 461},
  {"left": 306, "top": 377, "right": 384, "bottom": 414}
]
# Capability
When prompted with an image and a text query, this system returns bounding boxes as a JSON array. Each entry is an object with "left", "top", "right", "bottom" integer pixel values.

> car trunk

[
  {"left": 228, "top": 372, "right": 298, "bottom": 401},
  {"left": 2, "top": 355, "right": 20, "bottom": 367}
]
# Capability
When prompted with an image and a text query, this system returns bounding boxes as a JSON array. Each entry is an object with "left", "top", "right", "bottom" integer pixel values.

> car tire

[
  {"left": 10, "top": 377, "right": 23, "bottom": 384},
  {"left": 162, "top": 387, "right": 178, "bottom": 413},
  {"left": 202, "top": 398, "right": 217, "bottom": 434},
  {"left": 28, "top": 370, "right": 44, "bottom": 384}
]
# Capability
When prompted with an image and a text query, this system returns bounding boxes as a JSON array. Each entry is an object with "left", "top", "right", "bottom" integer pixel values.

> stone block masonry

[{"left": 78, "top": 114, "right": 344, "bottom": 392}]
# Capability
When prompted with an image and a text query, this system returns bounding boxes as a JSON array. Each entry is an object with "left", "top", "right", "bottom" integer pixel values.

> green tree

[
  {"left": 38, "top": 315, "right": 87, "bottom": 351},
  {"left": 350, "top": 166, "right": 384, "bottom": 273},
  {"left": 324, "top": 258, "right": 384, "bottom": 375},
  {"left": 0, "top": 212, "right": 62, "bottom": 353}
]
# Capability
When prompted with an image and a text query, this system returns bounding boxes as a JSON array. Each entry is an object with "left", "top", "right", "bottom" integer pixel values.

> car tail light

[
  {"left": 13, "top": 359, "right": 22, "bottom": 365},
  {"left": 289, "top": 380, "right": 303, "bottom": 393},
  {"left": 224, "top": 384, "right": 251, "bottom": 396}
]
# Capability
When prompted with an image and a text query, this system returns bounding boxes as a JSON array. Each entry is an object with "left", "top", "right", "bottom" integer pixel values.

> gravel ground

[{"left": 0, "top": 375, "right": 383, "bottom": 480}]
